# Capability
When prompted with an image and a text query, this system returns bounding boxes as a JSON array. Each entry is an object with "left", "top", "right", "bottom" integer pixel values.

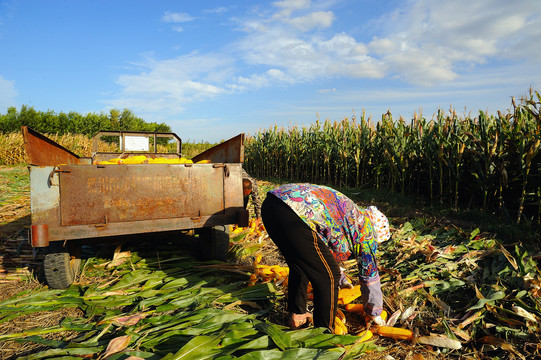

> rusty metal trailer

[{"left": 22, "top": 126, "right": 249, "bottom": 289}]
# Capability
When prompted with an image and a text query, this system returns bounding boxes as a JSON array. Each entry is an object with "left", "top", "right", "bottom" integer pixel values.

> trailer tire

[
  {"left": 198, "top": 225, "right": 230, "bottom": 261},
  {"left": 44, "top": 244, "right": 81, "bottom": 289}
]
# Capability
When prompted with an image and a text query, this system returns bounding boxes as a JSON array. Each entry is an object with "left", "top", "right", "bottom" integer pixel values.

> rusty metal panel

[
  {"left": 191, "top": 134, "right": 244, "bottom": 164},
  {"left": 48, "top": 213, "right": 239, "bottom": 241},
  {"left": 29, "top": 166, "right": 61, "bottom": 225},
  {"left": 58, "top": 164, "right": 225, "bottom": 226},
  {"left": 223, "top": 165, "right": 244, "bottom": 211},
  {"left": 22, "top": 126, "right": 81, "bottom": 166}
]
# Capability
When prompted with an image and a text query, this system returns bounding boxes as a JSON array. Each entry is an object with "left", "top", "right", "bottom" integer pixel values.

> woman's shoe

[{"left": 288, "top": 312, "right": 313, "bottom": 329}]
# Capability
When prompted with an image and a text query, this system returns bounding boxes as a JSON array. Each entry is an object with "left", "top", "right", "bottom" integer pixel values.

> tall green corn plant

[
  {"left": 469, "top": 111, "right": 500, "bottom": 211},
  {"left": 419, "top": 118, "right": 439, "bottom": 203},
  {"left": 379, "top": 114, "right": 410, "bottom": 194},
  {"left": 512, "top": 91, "right": 541, "bottom": 224},
  {"left": 432, "top": 110, "right": 451, "bottom": 205},
  {"left": 352, "top": 112, "right": 374, "bottom": 188},
  {"left": 445, "top": 110, "right": 469, "bottom": 210}
]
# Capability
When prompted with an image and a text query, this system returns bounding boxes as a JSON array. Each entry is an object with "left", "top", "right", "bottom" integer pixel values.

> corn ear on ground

[
  {"left": 375, "top": 325, "right": 413, "bottom": 340},
  {"left": 336, "top": 309, "right": 346, "bottom": 324},
  {"left": 338, "top": 285, "right": 362, "bottom": 305},
  {"left": 334, "top": 316, "right": 348, "bottom": 335},
  {"left": 356, "top": 329, "right": 373, "bottom": 342},
  {"left": 344, "top": 303, "right": 364, "bottom": 314}
]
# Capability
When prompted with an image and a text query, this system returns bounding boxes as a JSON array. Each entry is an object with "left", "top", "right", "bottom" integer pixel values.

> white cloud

[
  {"left": 371, "top": 0, "right": 541, "bottom": 84},
  {"left": 272, "top": 0, "right": 311, "bottom": 18},
  {"left": 288, "top": 11, "right": 334, "bottom": 31},
  {"left": 318, "top": 88, "right": 336, "bottom": 93},
  {"left": 235, "top": 69, "right": 293, "bottom": 90},
  {"left": 112, "top": 0, "right": 541, "bottom": 119},
  {"left": 0, "top": 75, "right": 17, "bottom": 110},
  {"left": 111, "top": 52, "right": 232, "bottom": 115},
  {"left": 204, "top": 7, "right": 229, "bottom": 15},
  {"left": 161, "top": 11, "right": 195, "bottom": 23}
]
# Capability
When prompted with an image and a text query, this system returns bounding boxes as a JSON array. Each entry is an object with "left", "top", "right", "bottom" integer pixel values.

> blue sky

[{"left": 0, "top": 0, "right": 540, "bottom": 142}]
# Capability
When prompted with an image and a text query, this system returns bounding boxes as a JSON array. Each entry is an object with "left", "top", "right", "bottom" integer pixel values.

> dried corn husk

[{"left": 418, "top": 335, "right": 461, "bottom": 349}]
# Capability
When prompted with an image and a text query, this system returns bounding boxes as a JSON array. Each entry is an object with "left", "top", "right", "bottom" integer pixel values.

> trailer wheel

[
  {"left": 198, "top": 225, "right": 230, "bottom": 261},
  {"left": 44, "top": 243, "right": 81, "bottom": 289}
]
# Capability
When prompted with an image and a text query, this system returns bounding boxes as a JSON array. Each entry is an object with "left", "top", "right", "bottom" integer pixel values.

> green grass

[{"left": 0, "top": 165, "right": 29, "bottom": 207}]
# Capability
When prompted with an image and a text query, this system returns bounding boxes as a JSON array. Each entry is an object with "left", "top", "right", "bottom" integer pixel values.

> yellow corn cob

[
  {"left": 336, "top": 309, "right": 346, "bottom": 324},
  {"left": 120, "top": 155, "right": 147, "bottom": 164},
  {"left": 97, "top": 161, "right": 116, "bottom": 165},
  {"left": 357, "top": 329, "right": 373, "bottom": 342},
  {"left": 344, "top": 303, "right": 364, "bottom": 314},
  {"left": 148, "top": 157, "right": 172, "bottom": 164},
  {"left": 375, "top": 326, "right": 413, "bottom": 340},
  {"left": 334, "top": 316, "right": 348, "bottom": 335},
  {"left": 196, "top": 159, "right": 211, "bottom": 163},
  {"left": 338, "top": 285, "right": 362, "bottom": 305}
]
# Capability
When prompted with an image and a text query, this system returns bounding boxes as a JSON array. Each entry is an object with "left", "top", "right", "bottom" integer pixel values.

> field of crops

[
  {"left": 0, "top": 132, "right": 217, "bottom": 166},
  {"left": 244, "top": 89, "right": 541, "bottom": 226},
  {"left": 0, "top": 166, "right": 540, "bottom": 359}
]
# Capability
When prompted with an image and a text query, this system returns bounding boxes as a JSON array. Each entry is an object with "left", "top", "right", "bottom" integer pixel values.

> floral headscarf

[{"left": 367, "top": 206, "right": 390, "bottom": 243}]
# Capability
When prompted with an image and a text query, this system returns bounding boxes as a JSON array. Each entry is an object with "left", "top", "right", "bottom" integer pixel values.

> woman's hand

[{"left": 339, "top": 267, "right": 354, "bottom": 289}]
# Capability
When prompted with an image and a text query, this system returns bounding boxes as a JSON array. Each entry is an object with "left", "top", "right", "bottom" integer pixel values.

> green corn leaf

[
  {"left": 227, "top": 347, "right": 344, "bottom": 360},
  {"left": 18, "top": 346, "right": 103, "bottom": 360},
  {"left": 254, "top": 322, "right": 292, "bottom": 351},
  {"left": 11, "top": 335, "right": 65, "bottom": 348},
  {"left": 468, "top": 290, "right": 505, "bottom": 310},
  {"left": 425, "top": 278, "right": 466, "bottom": 295},
  {"left": 105, "top": 350, "right": 162, "bottom": 360},
  {"left": 164, "top": 334, "right": 226, "bottom": 360},
  {"left": 301, "top": 333, "right": 358, "bottom": 348}
]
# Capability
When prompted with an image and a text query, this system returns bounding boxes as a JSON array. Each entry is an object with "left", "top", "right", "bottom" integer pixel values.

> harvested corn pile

[{"left": 95, "top": 155, "right": 212, "bottom": 165}]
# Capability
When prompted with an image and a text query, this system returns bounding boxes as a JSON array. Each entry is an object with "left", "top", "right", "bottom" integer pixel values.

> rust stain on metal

[
  {"left": 59, "top": 164, "right": 225, "bottom": 226},
  {"left": 22, "top": 126, "right": 81, "bottom": 166},
  {"left": 31, "top": 224, "right": 50, "bottom": 247},
  {"left": 192, "top": 133, "right": 244, "bottom": 163}
]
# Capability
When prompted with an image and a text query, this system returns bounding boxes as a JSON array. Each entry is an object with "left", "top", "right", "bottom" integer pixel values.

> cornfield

[
  {"left": 245, "top": 89, "right": 541, "bottom": 225},
  {"left": 0, "top": 133, "right": 119, "bottom": 166},
  {"left": 0, "top": 132, "right": 216, "bottom": 166}
]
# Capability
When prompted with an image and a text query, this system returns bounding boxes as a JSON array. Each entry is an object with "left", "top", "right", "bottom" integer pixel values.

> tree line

[{"left": 0, "top": 105, "right": 171, "bottom": 136}]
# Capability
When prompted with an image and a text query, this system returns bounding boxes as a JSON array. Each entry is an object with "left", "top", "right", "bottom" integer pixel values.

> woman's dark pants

[{"left": 261, "top": 194, "right": 341, "bottom": 332}]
